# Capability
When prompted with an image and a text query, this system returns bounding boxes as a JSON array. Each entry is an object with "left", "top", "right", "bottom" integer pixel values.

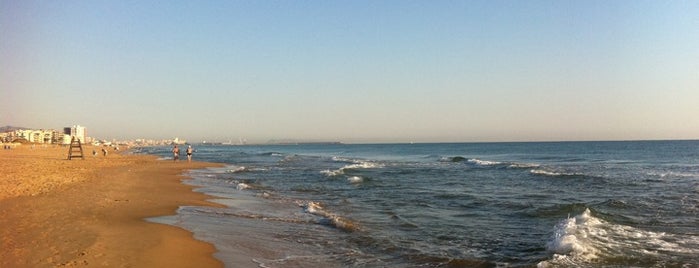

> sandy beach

[{"left": 0, "top": 144, "right": 224, "bottom": 267}]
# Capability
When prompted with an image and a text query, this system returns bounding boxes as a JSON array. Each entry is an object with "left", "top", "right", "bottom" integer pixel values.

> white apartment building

[
  {"left": 13, "top": 129, "right": 56, "bottom": 144},
  {"left": 65, "top": 125, "right": 87, "bottom": 144}
]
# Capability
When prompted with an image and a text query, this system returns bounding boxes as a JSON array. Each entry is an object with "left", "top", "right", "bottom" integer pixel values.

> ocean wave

[
  {"left": 507, "top": 162, "right": 540, "bottom": 169},
  {"left": 539, "top": 208, "right": 699, "bottom": 267},
  {"left": 446, "top": 157, "right": 539, "bottom": 169},
  {"left": 259, "top": 152, "right": 284, "bottom": 157},
  {"left": 543, "top": 209, "right": 603, "bottom": 261},
  {"left": 281, "top": 154, "right": 303, "bottom": 162},
  {"left": 331, "top": 156, "right": 354, "bottom": 162},
  {"left": 237, "top": 182, "right": 251, "bottom": 190},
  {"left": 530, "top": 168, "right": 584, "bottom": 177},
  {"left": 467, "top": 158, "right": 503, "bottom": 166},
  {"left": 389, "top": 213, "right": 420, "bottom": 229},
  {"left": 225, "top": 178, "right": 262, "bottom": 191},
  {"left": 439, "top": 156, "right": 467, "bottom": 162},
  {"left": 183, "top": 207, "right": 310, "bottom": 225},
  {"left": 320, "top": 169, "right": 343, "bottom": 176},
  {"left": 226, "top": 166, "right": 248, "bottom": 173},
  {"left": 647, "top": 171, "right": 698, "bottom": 178},
  {"left": 225, "top": 166, "right": 268, "bottom": 174},
  {"left": 525, "top": 203, "right": 590, "bottom": 219},
  {"left": 321, "top": 160, "right": 384, "bottom": 177},
  {"left": 301, "top": 201, "right": 358, "bottom": 232}
]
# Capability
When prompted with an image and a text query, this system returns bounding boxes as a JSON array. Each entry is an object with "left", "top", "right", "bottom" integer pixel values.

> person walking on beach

[
  {"left": 186, "top": 145, "right": 193, "bottom": 162},
  {"left": 101, "top": 147, "right": 108, "bottom": 157},
  {"left": 172, "top": 145, "right": 180, "bottom": 161}
]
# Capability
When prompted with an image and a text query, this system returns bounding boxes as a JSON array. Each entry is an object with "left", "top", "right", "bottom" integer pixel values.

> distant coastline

[
  {"left": 200, "top": 141, "right": 343, "bottom": 146},
  {"left": 265, "top": 141, "right": 343, "bottom": 146}
]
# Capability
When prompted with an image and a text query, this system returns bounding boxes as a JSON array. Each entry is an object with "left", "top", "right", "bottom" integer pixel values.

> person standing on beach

[
  {"left": 172, "top": 145, "right": 180, "bottom": 161},
  {"left": 186, "top": 145, "right": 193, "bottom": 162}
]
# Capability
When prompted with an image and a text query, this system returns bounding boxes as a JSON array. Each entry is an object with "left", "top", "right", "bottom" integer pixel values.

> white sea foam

[
  {"left": 237, "top": 183, "right": 251, "bottom": 190},
  {"left": 647, "top": 172, "right": 697, "bottom": 178},
  {"left": 530, "top": 169, "right": 565, "bottom": 177},
  {"left": 457, "top": 157, "right": 539, "bottom": 169},
  {"left": 320, "top": 169, "right": 344, "bottom": 176},
  {"left": 301, "top": 201, "right": 358, "bottom": 232},
  {"left": 544, "top": 209, "right": 602, "bottom": 260},
  {"left": 332, "top": 156, "right": 353, "bottom": 162},
  {"left": 347, "top": 176, "right": 364, "bottom": 184},
  {"left": 508, "top": 162, "right": 540, "bottom": 169},
  {"left": 467, "top": 158, "right": 502, "bottom": 166},
  {"left": 530, "top": 169, "right": 582, "bottom": 177},
  {"left": 303, "top": 201, "right": 323, "bottom": 214},
  {"left": 538, "top": 208, "right": 699, "bottom": 267},
  {"left": 226, "top": 166, "right": 248, "bottom": 173},
  {"left": 349, "top": 161, "right": 384, "bottom": 169},
  {"left": 321, "top": 160, "right": 384, "bottom": 177}
]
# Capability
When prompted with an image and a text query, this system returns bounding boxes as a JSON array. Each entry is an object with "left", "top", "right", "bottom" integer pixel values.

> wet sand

[{"left": 0, "top": 144, "right": 224, "bottom": 267}]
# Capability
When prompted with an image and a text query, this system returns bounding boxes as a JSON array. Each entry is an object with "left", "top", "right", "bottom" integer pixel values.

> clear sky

[{"left": 2, "top": 1, "right": 698, "bottom": 143}]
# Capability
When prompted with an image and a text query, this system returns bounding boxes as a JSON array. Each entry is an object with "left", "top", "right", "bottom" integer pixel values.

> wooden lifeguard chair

[{"left": 67, "top": 136, "right": 84, "bottom": 160}]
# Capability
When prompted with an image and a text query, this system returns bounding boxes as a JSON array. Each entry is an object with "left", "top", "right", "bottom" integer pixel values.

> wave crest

[
  {"left": 321, "top": 160, "right": 384, "bottom": 177},
  {"left": 439, "top": 156, "right": 467, "bottom": 162},
  {"left": 530, "top": 168, "right": 584, "bottom": 177},
  {"left": 226, "top": 166, "right": 248, "bottom": 173},
  {"left": 301, "top": 201, "right": 358, "bottom": 232},
  {"left": 467, "top": 158, "right": 502, "bottom": 166},
  {"left": 237, "top": 182, "right": 251, "bottom": 190},
  {"left": 539, "top": 208, "right": 699, "bottom": 267},
  {"left": 445, "top": 157, "right": 539, "bottom": 169}
]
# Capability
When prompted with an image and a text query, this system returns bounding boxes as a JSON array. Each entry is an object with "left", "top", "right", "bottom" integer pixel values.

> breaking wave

[
  {"left": 301, "top": 201, "right": 358, "bottom": 232},
  {"left": 507, "top": 162, "right": 540, "bottom": 169},
  {"left": 530, "top": 169, "right": 580, "bottom": 177},
  {"left": 468, "top": 158, "right": 503, "bottom": 166},
  {"left": 440, "top": 157, "right": 540, "bottom": 170},
  {"left": 226, "top": 166, "right": 249, "bottom": 173},
  {"left": 237, "top": 182, "right": 251, "bottom": 190},
  {"left": 321, "top": 160, "right": 384, "bottom": 177},
  {"left": 538, "top": 208, "right": 699, "bottom": 267}
]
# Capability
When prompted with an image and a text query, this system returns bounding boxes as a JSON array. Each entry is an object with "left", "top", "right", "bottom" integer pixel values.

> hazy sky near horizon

[{"left": 2, "top": 1, "right": 698, "bottom": 143}]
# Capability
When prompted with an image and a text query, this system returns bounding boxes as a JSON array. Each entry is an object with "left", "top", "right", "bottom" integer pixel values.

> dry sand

[{"left": 0, "top": 144, "right": 225, "bottom": 267}]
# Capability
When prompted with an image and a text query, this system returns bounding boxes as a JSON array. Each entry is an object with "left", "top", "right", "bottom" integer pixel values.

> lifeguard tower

[{"left": 67, "top": 136, "right": 84, "bottom": 160}]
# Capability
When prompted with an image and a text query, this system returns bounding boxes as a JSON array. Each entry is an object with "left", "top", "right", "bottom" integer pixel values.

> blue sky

[{"left": 2, "top": 1, "right": 698, "bottom": 143}]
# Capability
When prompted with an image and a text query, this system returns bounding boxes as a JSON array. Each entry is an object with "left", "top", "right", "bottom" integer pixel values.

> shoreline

[{"left": 0, "top": 145, "right": 225, "bottom": 267}]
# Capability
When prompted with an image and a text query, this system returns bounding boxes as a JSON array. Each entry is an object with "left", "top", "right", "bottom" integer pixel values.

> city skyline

[{"left": 2, "top": 1, "right": 698, "bottom": 143}]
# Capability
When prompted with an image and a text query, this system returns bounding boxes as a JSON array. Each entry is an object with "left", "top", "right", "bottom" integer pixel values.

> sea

[{"left": 136, "top": 141, "right": 699, "bottom": 267}]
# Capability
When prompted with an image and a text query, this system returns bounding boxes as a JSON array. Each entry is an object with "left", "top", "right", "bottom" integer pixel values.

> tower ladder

[{"left": 67, "top": 136, "right": 84, "bottom": 160}]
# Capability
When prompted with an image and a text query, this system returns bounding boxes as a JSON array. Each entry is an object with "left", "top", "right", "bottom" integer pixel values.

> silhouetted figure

[
  {"left": 186, "top": 145, "right": 193, "bottom": 162},
  {"left": 172, "top": 145, "right": 180, "bottom": 161}
]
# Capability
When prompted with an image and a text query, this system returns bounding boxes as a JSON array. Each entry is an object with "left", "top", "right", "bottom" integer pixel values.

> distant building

[
  {"left": 0, "top": 126, "right": 89, "bottom": 144},
  {"left": 12, "top": 129, "right": 55, "bottom": 144},
  {"left": 64, "top": 125, "right": 87, "bottom": 144}
]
